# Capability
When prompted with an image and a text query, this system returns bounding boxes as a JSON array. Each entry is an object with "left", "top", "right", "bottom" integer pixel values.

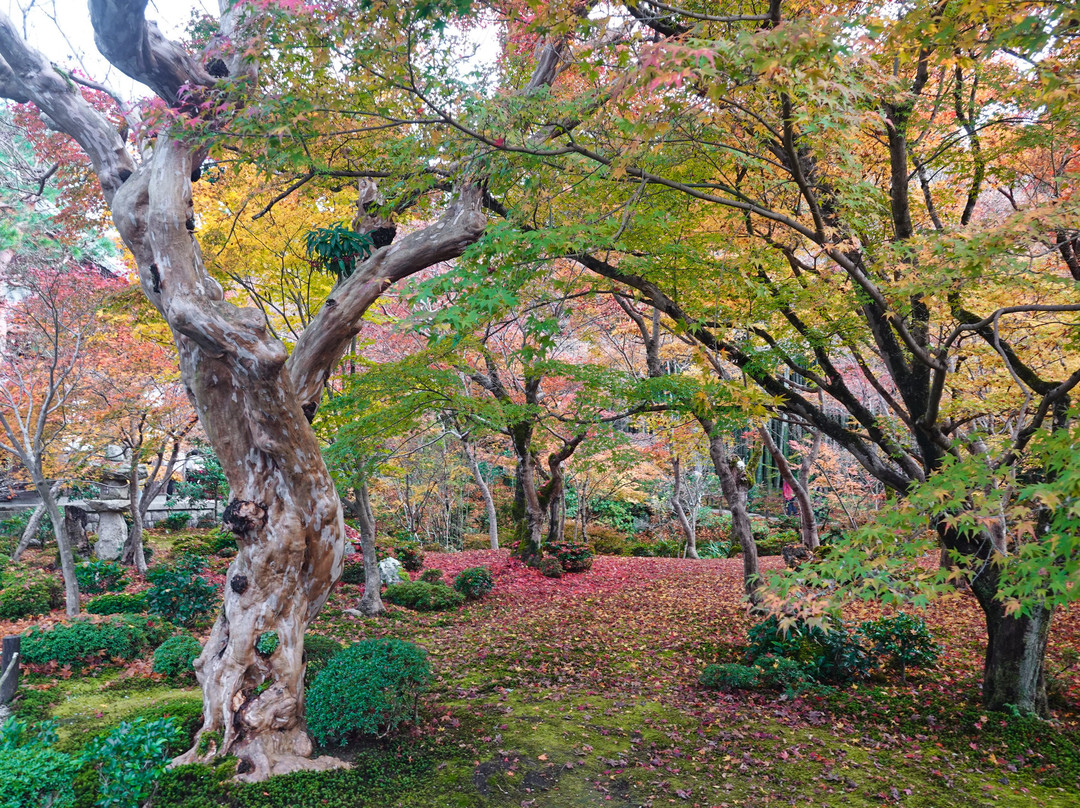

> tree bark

[
  {"left": 939, "top": 522, "right": 1050, "bottom": 715},
  {"left": 671, "top": 457, "right": 699, "bottom": 559},
  {"left": 971, "top": 566, "right": 1051, "bottom": 715},
  {"left": 758, "top": 425, "right": 819, "bottom": 549},
  {"left": 64, "top": 506, "right": 90, "bottom": 559},
  {"left": 34, "top": 475, "right": 78, "bottom": 615},
  {"left": 124, "top": 452, "right": 148, "bottom": 573},
  {"left": 700, "top": 418, "right": 759, "bottom": 602},
  {"left": 354, "top": 483, "right": 385, "bottom": 617}
]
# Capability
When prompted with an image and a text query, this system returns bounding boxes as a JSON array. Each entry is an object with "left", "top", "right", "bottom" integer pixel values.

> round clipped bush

[
  {"left": 383, "top": 581, "right": 464, "bottom": 612},
  {"left": 753, "top": 655, "right": 810, "bottom": 690},
  {"left": 86, "top": 592, "right": 148, "bottom": 615},
  {"left": 419, "top": 569, "right": 444, "bottom": 584},
  {"left": 146, "top": 556, "right": 216, "bottom": 627},
  {"left": 452, "top": 566, "right": 494, "bottom": 600},
  {"left": 153, "top": 634, "right": 203, "bottom": 678},
  {"left": 0, "top": 569, "right": 64, "bottom": 620},
  {"left": 539, "top": 557, "right": 563, "bottom": 578},
  {"left": 306, "top": 638, "right": 431, "bottom": 746},
  {"left": 700, "top": 663, "right": 760, "bottom": 691}
]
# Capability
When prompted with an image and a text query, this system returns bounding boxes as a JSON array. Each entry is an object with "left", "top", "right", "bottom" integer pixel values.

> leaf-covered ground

[{"left": 9, "top": 547, "right": 1080, "bottom": 807}]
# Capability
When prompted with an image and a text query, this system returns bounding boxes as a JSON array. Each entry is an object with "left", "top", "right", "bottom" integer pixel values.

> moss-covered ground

[{"left": 5, "top": 541, "right": 1078, "bottom": 807}]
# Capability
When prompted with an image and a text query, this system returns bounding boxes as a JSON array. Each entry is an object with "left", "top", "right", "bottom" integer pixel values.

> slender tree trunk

[
  {"left": 758, "top": 425, "right": 819, "bottom": 549},
  {"left": 355, "top": 483, "right": 384, "bottom": 617},
  {"left": 12, "top": 481, "right": 60, "bottom": 561},
  {"left": 700, "top": 421, "right": 759, "bottom": 602},
  {"left": 671, "top": 457, "right": 699, "bottom": 559},
  {"left": 33, "top": 475, "right": 78, "bottom": 615},
  {"left": 123, "top": 453, "right": 148, "bottom": 573},
  {"left": 462, "top": 436, "right": 498, "bottom": 549}
]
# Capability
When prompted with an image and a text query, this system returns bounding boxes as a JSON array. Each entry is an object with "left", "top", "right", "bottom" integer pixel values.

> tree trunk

[
  {"left": 513, "top": 451, "right": 545, "bottom": 564},
  {"left": 546, "top": 487, "right": 565, "bottom": 545},
  {"left": 123, "top": 454, "right": 148, "bottom": 573},
  {"left": 12, "top": 481, "right": 59, "bottom": 561},
  {"left": 700, "top": 421, "right": 759, "bottom": 602},
  {"left": 34, "top": 476, "right": 78, "bottom": 615},
  {"left": 354, "top": 483, "right": 384, "bottom": 617},
  {"left": 940, "top": 523, "right": 1050, "bottom": 715},
  {"left": 671, "top": 457, "right": 699, "bottom": 559},
  {"left": 971, "top": 567, "right": 1051, "bottom": 715},
  {"left": 758, "top": 425, "right": 819, "bottom": 549},
  {"left": 462, "top": 435, "right": 498, "bottom": 549},
  {"left": 64, "top": 506, "right": 90, "bottom": 558}
]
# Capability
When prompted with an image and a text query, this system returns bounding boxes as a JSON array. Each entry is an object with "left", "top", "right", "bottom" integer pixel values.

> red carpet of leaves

[{"left": 329, "top": 550, "right": 1080, "bottom": 722}]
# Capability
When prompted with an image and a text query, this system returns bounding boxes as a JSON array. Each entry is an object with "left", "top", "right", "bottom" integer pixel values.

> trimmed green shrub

[
  {"left": 340, "top": 560, "right": 366, "bottom": 585},
  {"left": 539, "top": 557, "right": 563, "bottom": 578},
  {"left": 153, "top": 635, "right": 203, "bottom": 678},
  {"left": 700, "top": 663, "right": 760, "bottom": 691},
  {"left": 74, "top": 560, "right": 128, "bottom": 595},
  {"left": 754, "top": 655, "right": 811, "bottom": 690},
  {"left": 303, "top": 634, "right": 343, "bottom": 680},
  {"left": 545, "top": 539, "right": 593, "bottom": 572},
  {"left": 169, "top": 528, "right": 235, "bottom": 559},
  {"left": 383, "top": 581, "right": 464, "bottom": 612},
  {"left": 395, "top": 545, "right": 424, "bottom": 572},
  {"left": 419, "top": 568, "right": 444, "bottom": 584},
  {"left": 306, "top": 639, "right": 431, "bottom": 746},
  {"left": 21, "top": 614, "right": 173, "bottom": 667},
  {"left": 860, "top": 613, "right": 941, "bottom": 679},
  {"left": 86, "top": 592, "right": 148, "bottom": 616},
  {"left": 0, "top": 569, "right": 64, "bottom": 620},
  {"left": 159, "top": 512, "right": 192, "bottom": 532},
  {"left": 452, "top": 566, "right": 493, "bottom": 600},
  {"left": 146, "top": 556, "right": 216, "bottom": 627}
]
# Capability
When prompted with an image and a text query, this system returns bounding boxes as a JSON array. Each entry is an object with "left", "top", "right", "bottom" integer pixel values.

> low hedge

[{"left": 21, "top": 614, "right": 174, "bottom": 667}]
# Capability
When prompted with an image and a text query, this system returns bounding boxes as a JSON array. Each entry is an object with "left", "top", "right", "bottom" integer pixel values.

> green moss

[{"left": 47, "top": 680, "right": 201, "bottom": 752}]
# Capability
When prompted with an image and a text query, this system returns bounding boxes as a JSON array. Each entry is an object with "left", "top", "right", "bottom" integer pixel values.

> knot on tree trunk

[{"left": 223, "top": 499, "right": 268, "bottom": 537}]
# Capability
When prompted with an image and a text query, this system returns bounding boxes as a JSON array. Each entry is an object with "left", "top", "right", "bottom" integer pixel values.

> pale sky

[{"left": 6, "top": 0, "right": 209, "bottom": 101}]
